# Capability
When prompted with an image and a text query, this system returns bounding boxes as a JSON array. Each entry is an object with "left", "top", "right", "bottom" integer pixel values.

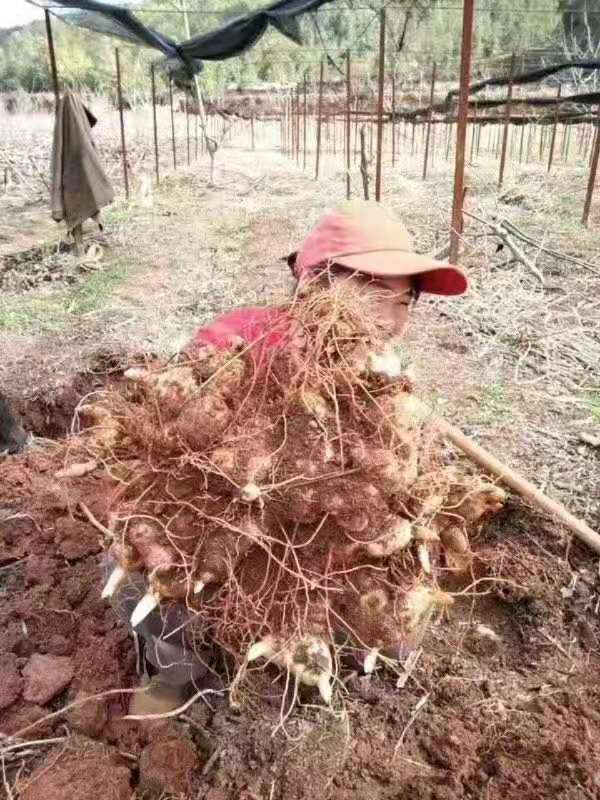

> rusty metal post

[
  {"left": 411, "top": 120, "right": 416, "bottom": 156},
  {"left": 169, "top": 77, "right": 177, "bottom": 170},
  {"left": 296, "top": 84, "right": 301, "bottom": 164},
  {"left": 114, "top": 49, "right": 129, "bottom": 200},
  {"left": 526, "top": 122, "right": 534, "bottom": 162},
  {"left": 547, "top": 84, "right": 562, "bottom": 172},
  {"left": 185, "top": 92, "right": 190, "bottom": 166},
  {"left": 539, "top": 124, "right": 545, "bottom": 161},
  {"left": 589, "top": 116, "right": 599, "bottom": 167},
  {"left": 565, "top": 123, "right": 572, "bottom": 163},
  {"left": 469, "top": 103, "right": 477, "bottom": 163},
  {"left": 315, "top": 60, "right": 324, "bottom": 179},
  {"left": 250, "top": 115, "right": 255, "bottom": 150},
  {"left": 353, "top": 96, "right": 360, "bottom": 164},
  {"left": 303, "top": 75, "right": 308, "bottom": 169},
  {"left": 374, "top": 9, "right": 386, "bottom": 201},
  {"left": 519, "top": 123, "right": 525, "bottom": 163},
  {"left": 346, "top": 51, "right": 351, "bottom": 199},
  {"left": 288, "top": 96, "right": 292, "bottom": 157},
  {"left": 498, "top": 52, "right": 516, "bottom": 188},
  {"left": 150, "top": 64, "right": 160, "bottom": 185},
  {"left": 560, "top": 122, "right": 568, "bottom": 160},
  {"left": 449, "top": 0, "right": 475, "bottom": 264},
  {"left": 391, "top": 72, "right": 396, "bottom": 167},
  {"left": 44, "top": 10, "right": 60, "bottom": 111},
  {"left": 582, "top": 105, "right": 600, "bottom": 225},
  {"left": 422, "top": 61, "right": 437, "bottom": 180}
]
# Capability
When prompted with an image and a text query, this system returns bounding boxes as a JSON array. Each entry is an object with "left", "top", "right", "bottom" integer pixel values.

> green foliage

[{"left": 0, "top": 258, "right": 127, "bottom": 334}]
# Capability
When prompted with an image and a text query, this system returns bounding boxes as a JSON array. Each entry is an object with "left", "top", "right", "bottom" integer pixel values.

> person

[
  {"left": 107, "top": 200, "right": 468, "bottom": 714},
  {"left": 0, "top": 393, "right": 28, "bottom": 456}
]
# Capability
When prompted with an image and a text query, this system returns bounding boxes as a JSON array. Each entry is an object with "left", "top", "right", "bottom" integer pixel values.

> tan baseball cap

[{"left": 292, "top": 200, "right": 468, "bottom": 295}]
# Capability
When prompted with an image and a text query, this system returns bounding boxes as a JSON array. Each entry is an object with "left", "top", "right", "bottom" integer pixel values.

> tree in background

[
  {"left": 0, "top": 0, "right": 566, "bottom": 98},
  {"left": 559, "top": 0, "right": 600, "bottom": 89}
]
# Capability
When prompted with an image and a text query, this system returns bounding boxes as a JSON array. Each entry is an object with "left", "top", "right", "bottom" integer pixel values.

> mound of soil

[
  {"left": 1, "top": 288, "right": 599, "bottom": 798},
  {"left": 1, "top": 447, "right": 600, "bottom": 800}
]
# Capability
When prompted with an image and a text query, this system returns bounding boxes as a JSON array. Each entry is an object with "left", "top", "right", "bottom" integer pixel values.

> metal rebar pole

[
  {"left": 422, "top": 61, "right": 436, "bottom": 180},
  {"left": 590, "top": 116, "right": 599, "bottom": 168},
  {"left": 315, "top": 60, "right": 324, "bottom": 180},
  {"left": 296, "top": 84, "right": 301, "bottom": 164},
  {"left": 560, "top": 122, "right": 568, "bottom": 160},
  {"left": 150, "top": 64, "right": 160, "bottom": 185},
  {"left": 115, "top": 49, "right": 129, "bottom": 200},
  {"left": 547, "top": 84, "right": 562, "bottom": 173},
  {"left": 251, "top": 115, "right": 255, "bottom": 150},
  {"left": 582, "top": 105, "right": 600, "bottom": 226},
  {"left": 498, "top": 52, "right": 516, "bottom": 188},
  {"left": 186, "top": 93, "right": 190, "bottom": 166},
  {"left": 374, "top": 9, "right": 386, "bottom": 201},
  {"left": 469, "top": 103, "right": 477, "bottom": 163},
  {"left": 303, "top": 75, "right": 308, "bottom": 169},
  {"left": 290, "top": 93, "right": 295, "bottom": 159},
  {"left": 391, "top": 72, "right": 396, "bottom": 167},
  {"left": 346, "top": 51, "right": 351, "bottom": 200},
  {"left": 353, "top": 96, "right": 360, "bottom": 164},
  {"left": 44, "top": 10, "right": 60, "bottom": 111},
  {"left": 449, "top": 0, "right": 475, "bottom": 264},
  {"left": 519, "top": 123, "right": 525, "bottom": 163},
  {"left": 169, "top": 77, "right": 177, "bottom": 170}
]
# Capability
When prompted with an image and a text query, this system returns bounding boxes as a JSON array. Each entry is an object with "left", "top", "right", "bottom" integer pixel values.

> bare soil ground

[{"left": 1, "top": 115, "right": 599, "bottom": 799}]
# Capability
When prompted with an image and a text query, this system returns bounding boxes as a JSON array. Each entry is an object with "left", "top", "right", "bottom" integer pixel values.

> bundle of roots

[{"left": 62, "top": 284, "right": 506, "bottom": 703}]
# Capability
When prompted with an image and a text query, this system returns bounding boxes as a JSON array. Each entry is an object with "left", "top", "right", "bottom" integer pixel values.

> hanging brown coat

[{"left": 50, "top": 89, "right": 114, "bottom": 232}]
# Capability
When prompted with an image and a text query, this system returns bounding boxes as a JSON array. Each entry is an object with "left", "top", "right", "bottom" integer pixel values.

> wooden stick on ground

[{"left": 437, "top": 417, "right": 600, "bottom": 555}]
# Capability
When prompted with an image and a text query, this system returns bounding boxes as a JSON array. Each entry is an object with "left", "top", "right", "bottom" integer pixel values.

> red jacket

[{"left": 190, "top": 307, "right": 291, "bottom": 354}]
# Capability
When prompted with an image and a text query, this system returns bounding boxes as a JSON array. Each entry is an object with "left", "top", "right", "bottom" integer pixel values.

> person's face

[{"left": 334, "top": 270, "right": 416, "bottom": 336}]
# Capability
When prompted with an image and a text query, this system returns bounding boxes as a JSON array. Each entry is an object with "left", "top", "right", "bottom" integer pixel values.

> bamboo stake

[{"left": 438, "top": 418, "right": 600, "bottom": 556}]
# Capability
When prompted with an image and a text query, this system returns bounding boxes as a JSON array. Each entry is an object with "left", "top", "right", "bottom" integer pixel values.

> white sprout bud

[
  {"left": 101, "top": 565, "right": 127, "bottom": 599},
  {"left": 317, "top": 672, "right": 333, "bottom": 704},
  {"left": 417, "top": 543, "right": 431, "bottom": 575},
  {"left": 363, "top": 648, "right": 379, "bottom": 675},
  {"left": 123, "top": 367, "right": 149, "bottom": 381},
  {"left": 247, "top": 637, "right": 275, "bottom": 662},
  {"left": 367, "top": 350, "right": 404, "bottom": 380},
  {"left": 55, "top": 460, "right": 98, "bottom": 479},
  {"left": 240, "top": 483, "right": 261, "bottom": 503},
  {"left": 130, "top": 589, "right": 160, "bottom": 628}
]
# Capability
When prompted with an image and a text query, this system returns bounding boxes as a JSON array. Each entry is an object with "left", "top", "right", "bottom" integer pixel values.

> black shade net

[{"left": 29, "top": 0, "right": 335, "bottom": 82}]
